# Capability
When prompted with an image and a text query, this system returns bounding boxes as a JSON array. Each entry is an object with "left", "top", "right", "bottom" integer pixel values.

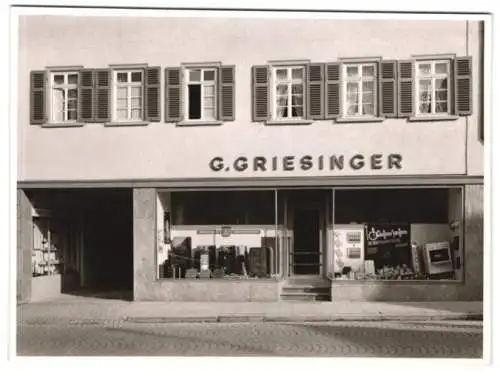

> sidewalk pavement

[{"left": 16, "top": 295, "right": 483, "bottom": 324}]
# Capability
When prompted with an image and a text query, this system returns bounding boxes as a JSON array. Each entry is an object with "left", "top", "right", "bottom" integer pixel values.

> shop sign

[
  {"left": 364, "top": 223, "right": 410, "bottom": 247},
  {"left": 208, "top": 154, "right": 403, "bottom": 173}
]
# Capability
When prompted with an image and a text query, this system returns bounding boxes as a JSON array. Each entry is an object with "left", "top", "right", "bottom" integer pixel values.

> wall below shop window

[{"left": 31, "top": 275, "right": 62, "bottom": 302}]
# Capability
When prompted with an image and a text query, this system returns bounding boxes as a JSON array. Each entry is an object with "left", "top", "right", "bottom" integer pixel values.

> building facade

[{"left": 17, "top": 13, "right": 484, "bottom": 303}]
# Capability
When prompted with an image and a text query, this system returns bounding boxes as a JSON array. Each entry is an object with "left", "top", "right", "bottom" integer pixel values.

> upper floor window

[
  {"left": 271, "top": 66, "right": 305, "bottom": 120},
  {"left": 49, "top": 72, "right": 78, "bottom": 123},
  {"left": 185, "top": 68, "right": 217, "bottom": 121},
  {"left": 112, "top": 70, "right": 144, "bottom": 122},
  {"left": 343, "top": 63, "right": 377, "bottom": 118},
  {"left": 415, "top": 60, "right": 450, "bottom": 116}
]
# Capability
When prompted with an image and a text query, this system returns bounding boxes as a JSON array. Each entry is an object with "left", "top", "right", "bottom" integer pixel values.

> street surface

[{"left": 17, "top": 320, "right": 483, "bottom": 357}]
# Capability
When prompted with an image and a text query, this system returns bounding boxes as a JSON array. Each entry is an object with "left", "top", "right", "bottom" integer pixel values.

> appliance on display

[
  {"left": 333, "top": 224, "right": 365, "bottom": 274},
  {"left": 423, "top": 241, "right": 453, "bottom": 275},
  {"left": 163, "top": 211, "right": 171, "bottom": 244}
]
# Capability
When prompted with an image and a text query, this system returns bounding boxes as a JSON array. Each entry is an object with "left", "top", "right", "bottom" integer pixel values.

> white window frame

[
  {"left": 184, "top": 67, "right": 218, "bottom": 121},
  {"left": 112, "top": 69, "right": 144, "bottom": 122},
  {"left": 271, "top": 65, "right": 306, "bottom": 121},
  {"left": 49, "top": 71, "right": 79, "bottom": 123},
  {"left": 342, "top": 63, "right": 377, "bottom": 118},
  {"left": 415, "top": 59, "right": 451, "bottom": 116}
]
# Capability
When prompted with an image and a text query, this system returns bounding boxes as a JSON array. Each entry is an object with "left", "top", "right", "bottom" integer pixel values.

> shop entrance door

[{"left": 292, "top": 208, "right": 320, "bottom": 275}]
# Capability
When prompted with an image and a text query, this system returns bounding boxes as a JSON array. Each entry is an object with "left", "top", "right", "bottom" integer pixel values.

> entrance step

[{"left": 280, "top": 280, "right": 331, "bottom": 302}]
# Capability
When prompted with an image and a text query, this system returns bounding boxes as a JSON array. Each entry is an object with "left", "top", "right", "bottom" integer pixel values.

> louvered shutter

[
  {"left": 30, "top": 71, "right": 47, "bottom": 124},
  {"left": 398, "top": 60, "right": 414, "bottom": 117},
  {"left": 252, "top": 65, "right": 269, "bottom": 122},
  {"left": 307, "top": 63, "right": 324, "bottom": 120},
  {"left": 454, "top": 56, "right": 472, "bottom": 116},
  {"left": 379, "top": 61, "right": 397, "bottom": 118},
  {"left": 165, "top": 67, "right": 182, "bottom": 122},
  {"left": 145, "top": 66, "right": 161, "bottom": 122},
  {"left": 219, "top": 65, "right": 235, "bottom": 121},
  {"left": 78, "top": 69, "right": 94, "bottom": 122},
  {"left": 94, "top": 69, "right": 111, "bottom": 122},
  {"left": 325, "top": 63, "right": 341, "bottom": 119}
]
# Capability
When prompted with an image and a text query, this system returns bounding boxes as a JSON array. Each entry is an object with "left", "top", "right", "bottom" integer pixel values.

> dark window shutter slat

[
  {"left": 325, "top": 63, "right": 341, "bottom": 119},
  {"left": 454, "top": 56, "right": 472, "bottom": 116},
  {"left": 379, "top": 60, "right": 398, "bottom": 118},
  {"left": 165, "top": 67, "right": 182, "bottom": 122},
  {"left": 307, "top": 63, "right": 324, "bottom": 120},
  {"left": 219, "top": 65, "right": 235, "bottom": 121},
  {"left": 78, "top": 69, "right": 94, "bottom": 123},
  {"left": 252, "top": 65, "right": 269, "bottom": 122},
  {"left": 94, "top": 69, "right": 111, "bottom": 122},
  {"left": 398, "top": 60, "right": 414, "bottom": 117},
  {"left": 145, "top": 66, "right": 161, "bottom": 122},
  {"left": 30, "top": 70, "right": 46, "bottom": 124}
]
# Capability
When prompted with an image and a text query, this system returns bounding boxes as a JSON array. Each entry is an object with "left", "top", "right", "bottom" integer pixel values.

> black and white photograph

[{"left": 5, "top": 0, "right": 496, "bottom": 370}]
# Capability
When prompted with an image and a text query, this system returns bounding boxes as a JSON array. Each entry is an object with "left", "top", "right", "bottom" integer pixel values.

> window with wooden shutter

[
  {"left": 454, "top": 56, "right": 472, "bottom": 116},
  {"left": 307, "top": 63, "right": 324, "bottom": 120},
  {"left": 398, "top": 60, "right": 414, "bottom": 117},
  {"left": 145, "top": 67, "right": 161, "bottom": 122},
  {"left": 219, "top": 65, "right": 235, "bottom": 121},
  {"left": 95, "top": 69, "right": 111, "bottom": 122},
  {"left": 325, "top": 63, "right": 341, "bottom": 119},
  {"left": 30, "top": 70, "right": 47, "bottom": 124},
  {"left": 165, "top": 67, "right": 182, "bottom": 122},
  {"left": 252, "top": 65, "right": 269, "bottom": 121},
  {"left": 78, "top": 69, "right": 94, "bottom": 122},
  {"left": 379, "top": 61, "right": 397, "bottom": 118}
]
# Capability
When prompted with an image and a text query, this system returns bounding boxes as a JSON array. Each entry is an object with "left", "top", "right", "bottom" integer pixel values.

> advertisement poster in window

[{"left": 364, "top": 223, "right": 411, "bottom": 270}]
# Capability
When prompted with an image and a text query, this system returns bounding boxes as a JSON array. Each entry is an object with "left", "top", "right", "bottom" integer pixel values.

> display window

[{"left": 331, "top": 187, "right": 463, "bottom": 281}]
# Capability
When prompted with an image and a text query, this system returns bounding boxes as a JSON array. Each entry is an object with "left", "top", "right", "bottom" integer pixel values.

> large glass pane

[
  {"left": 419, "top": 102, "right": 431, "bottom": 114},
  {"left": 347, "top": 104, "right": 358, "bottom": 116},
  {"left": 275, "top": 68, "right": 288, "bottom": 81},
  {"left": 435, "top": 102, "right": 448, "bottom": 113},
  {"left": 277, "top": 106, "right": 288, "bottom": 118},
  {"left": 203, "top": 70, "right": 215, "bottom": 81},
  {"left": 418, "top": 63, "right": 431, "bottom": 75},
  {"left": 131, "top": 86, "right": 142, "bottom": 97},
  {"left": 362, "top": 80, "right": 374, "bottom": 92},
  {"left": 131, "top": 96, "right": 142, "bottom": 109},
  {"left": 291, "top": 84, "right": 303, "bottom": 95},
  {"left": 291, "top": 106, "right": 303, "bottom": 117},
  {"left": 68, "top": 88, "right": 77, "bottom": 99},
  {"left": 362, "top": 92, "right": 374, "bottom": 105},
  {"left": 435, "top": 62, "right": 448, "bottom": 74},
  {"left": 117, "top": 87, "right": 127, "bottom": 100},
  {"left": 292, "top": 68, "right": 303, "bottom": 80},
  {"left": 362, "top": 103, "right": 374, "bottom": 115},
  {"left": 189, "top": 69, "right": 201, "bottom": 82},
  {"left": 68, "top": 74, "right": 78, "bottom": 85},
  {"left": 436, "top": 78, "right": 448, "bottom": 90},
  {"left": 346, "top": 82, "right": 358, "bottom": 94},
  {"left": 116, "top": 109, "right": 127, "bottom": 120},
  {"left": 346, "top": 66, "right": 358, "bottom": 77},
  {"left": 435, "top": 90, "right": 448, "bottom": 101},
  {"left": 131, "top": 72, "right": 143, "bottom": 83},
  {"left": 362, "top": 65, "right": 375, "bottom": 77},
  {"left": 52, "top": 88, "right": 64, "bottom": 122},
  {"left": 292, "top": 95, "right": 303, "bottom": 106},
  {"left": 131, "top": 109, "right": 142, "bottom": 120},
  {"left": 117, "top": 72, "right": 128, "bottom": 83}
]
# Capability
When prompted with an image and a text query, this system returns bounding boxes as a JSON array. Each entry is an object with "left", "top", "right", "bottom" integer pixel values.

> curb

[{"left": 124, "top": 313, "right": 483, "bottom": 324}]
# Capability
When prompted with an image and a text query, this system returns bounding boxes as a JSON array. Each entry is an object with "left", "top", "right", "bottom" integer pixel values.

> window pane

[
  {"left": 203, "top": 70, "right": 215, "bottom": 81},
  {"left": 276, "top": 84, "right": 288, "bottom": 96},
  {"left": 204, "top": 97, "right": 214, "bottom": 109},
  {"left": 291, "top": 84, "right": 303, "bottom": 94},
  {"left": 277, "top": 106, "right": 288, "bottom": 118},
  {"left": 419, "top": 102, "right": 431, "bottom": 114},
  {"left": 291, "top": 106, "right": 303, "bottom": 117},
  {"left": 131, "top": 109, "right": 142, "bottom": 120},
  {"left": 292, "top": 68, "right": 303, "bottom": 80},
  {"left": 362, "top": 65, "right": 375, "bottom": 77},
  {"left": 292, "top": 95, "right": 303, "bottom": 106},
  {"left": 68, "top": 110, "right": 77, "bottom": 121},
  {"left": 131, "top": 96, "right": 142, "bottom": 109},
  {"left": 346, "top": 82, "right": 358, "bottom": 94},
  {"left": 131, "top": 72, "right": 142, "bottom": 83},
  {"left": 362, "top": 80, "right": 374, "bottom": 92},
  {"left": 435, "top": 62, "right": 448, "bottom": 74},
  {"left": 68, "top": 98, "right": 77, "bottom": 110},
  {"left": 68, "top": 88, "right": 77, "bottom": 99},
  {"left": 204, "top": 108, "right": 216, "bottom": 119},
  {"left": 346, "top": 93, "right": 359, "bottom": 106},
  {"left": 435, "top": 102, "right": 448, "bottom": 113},
  {"left": 435, "top": 78, "right": 448, "bottom": 90},
  {"left": 276, "top": 69, "right": 288, "bottom": 81},
  {"left": 362, "top": 103, "right": 375, "bottom": 115},
  {"left": 347, "top": 104, "right": 358, "bottom": 116},
  {"left": 53, "top": 75, "right": 65, "bottom": 85},
  {"left": 131, "top": 86, "right": 142, "bottom": 98},
  {"left": 418, "top": 63, "right": 431, "bottom": 75},
  {"left": 362, "top": 92, "right": 374, "bottom": 105},
  {"left": 189, "top": 69, "right": 201, "bottom": 82},
  {"left": 68, "top": 74, "right": 78, "bottom": 85},
  {"left": 346, "top": 66, "right": 358, "bottom": 77},
  {"left": 52, "top": 89, "right": 65, "bottom": 122},
  {"left": 203, "top": 84, "right": 215, "bottom": 97},
  {"left": 419, "top": 79, "right": 432, "bottom": 102},
  {"left": 117, "top": 72, "right": 128, "bottom": 83},
  {"left": 116, "top": 109, "right": 127, "bottom": 120},
  {"left": 435, "top": 90, "right": 448, "bottom": 101},
  {"left": 117, "top": 87, "right": 127, "bottom": 100},
  {"left": 116, "top": 99, "right": 127, "bottom": 110}
]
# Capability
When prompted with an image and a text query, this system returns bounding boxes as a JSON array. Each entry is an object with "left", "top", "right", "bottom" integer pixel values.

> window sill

[
  {"left": 177, "top": 120, "right": 224, "bottom": 126},
  {"left": 265, "top": 119, "right": 313, "bottom": 126},
  {"left": 335, "top": 117, "right": 385, "bottom": 124},
  {"left": 408, "top": 115, "right": 460, "bottom": 122},
  {"left": 104, "top": 121, "right": 150, "bottom": 127},
  {"left": 41, "top": 122, "right": 85, "bottom": 128}
]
